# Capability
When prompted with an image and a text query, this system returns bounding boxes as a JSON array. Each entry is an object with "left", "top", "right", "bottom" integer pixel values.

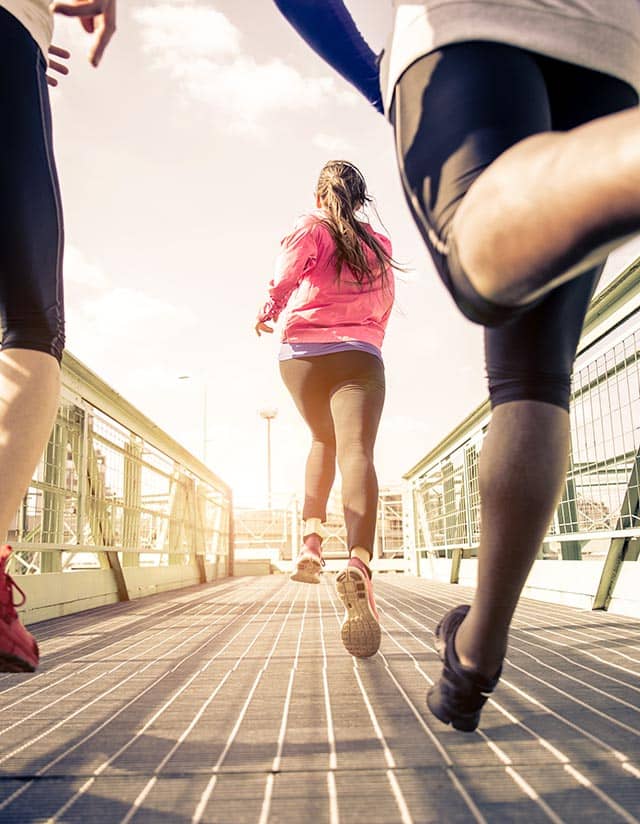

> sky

[{"left": 49, "top": 0, "right": 640, "bottom": 508}]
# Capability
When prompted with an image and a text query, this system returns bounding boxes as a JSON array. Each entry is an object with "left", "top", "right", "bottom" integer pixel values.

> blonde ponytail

[{"left": 315, "top": 160, "right": 397, "bottom": 286}]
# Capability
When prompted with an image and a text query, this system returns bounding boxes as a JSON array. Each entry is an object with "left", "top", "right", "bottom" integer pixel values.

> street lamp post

[{"left": 259, "top": 407, "right": 277, "bottom": 509}]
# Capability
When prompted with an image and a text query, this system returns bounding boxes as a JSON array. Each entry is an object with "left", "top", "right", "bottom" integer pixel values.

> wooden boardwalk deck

[{"left": 0, "top": 574, "right": 639, "bottom": 823}]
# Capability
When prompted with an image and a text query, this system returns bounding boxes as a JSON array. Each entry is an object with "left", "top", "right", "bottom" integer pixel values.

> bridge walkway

[{"left": 0, "top": 575, "right": 639, "bottom": 823}]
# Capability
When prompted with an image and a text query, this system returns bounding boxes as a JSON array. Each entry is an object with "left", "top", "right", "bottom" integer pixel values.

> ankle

[
  {"left": 454, "top": 614, "right": 506, "bottom": 678},
  {"left": 303, "top": 532, "right": 322, "bottom": 552},
  {"left": 303, "top": 517, "right": 325, "bottom": 539},
  {"left": 350, "top": 546, "right": 371, "bottom": 566},
  {"left": 349, "top": 547, "right": 373, "bottom": 579}
]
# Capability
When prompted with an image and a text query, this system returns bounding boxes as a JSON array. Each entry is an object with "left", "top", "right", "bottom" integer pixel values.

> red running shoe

[
  {"left": 0, "top": 545, "right": 38, "bottom": 672},
  {"left": 336, "top": 556, "right": 380, "bottom": 658},
  {"left": 290, "top": 534, "right": 324, "bottom": 584}
]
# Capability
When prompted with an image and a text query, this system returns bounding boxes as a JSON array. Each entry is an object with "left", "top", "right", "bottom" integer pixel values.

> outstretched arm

[
  {"left": 256, "top": 219, "right": 318, "bottom": 335},
  {"left": 273, "top": 0, "right": 383, "bottom": 113}
]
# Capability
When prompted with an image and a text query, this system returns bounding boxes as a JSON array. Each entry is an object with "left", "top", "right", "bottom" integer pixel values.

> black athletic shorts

[
  {"left": 392, "top": 42, "right": 638, "bottom": 409},
  {"left": 0, "top": 8, "right": 64, "bottom": 362}
]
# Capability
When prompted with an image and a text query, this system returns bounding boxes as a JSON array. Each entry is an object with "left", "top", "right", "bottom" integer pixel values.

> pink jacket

[{"left": 258, "top": 210, "right": 395, "bottom": 349}]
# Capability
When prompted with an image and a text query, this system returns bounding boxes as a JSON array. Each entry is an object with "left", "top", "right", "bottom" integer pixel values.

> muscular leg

[
  {"left": 302, "top": 434, "right": 336, "bottom": 524},
  {"left": 455, "top": 107, "right": 640, "bottom": 306},
  {"left": 331, "top": 385, "right": 383, "bottom": 558},
  {"left": 330, "top": 353, "right": 385, "bottom": 558},
  {"left": 279, "top": 358, "right": 336, "bottom": 524},
  {"left": 0, "top": 11, "right": 65, "bottom": 539},
  {"left": 455, "top": 401, "right": 569, "bottom": 674},
  {"left": 0, "top": 10, "right": 65, "bottom": 671},
  {"left": 393, "top": 41, "right": 634, "bottom": 718},
  {"left": 0, "top": 351, "right": 60, "bottom": 539},
  {"left": 393, "top": 44, "right": 638, "bottom": 326},
  {"left": 457, "top": 261, "right": 599, "bottom": 674},
  {"left": 331, "top": 352, "right": 385, "bottom": 659}
]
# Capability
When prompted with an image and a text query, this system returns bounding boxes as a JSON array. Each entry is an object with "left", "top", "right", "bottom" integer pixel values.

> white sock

[
  {"left": 350, "top": 546, "right": 371, "bottom": 567},
  {"left": 303, "top": 517, "right": 325, "bottom": 538}
]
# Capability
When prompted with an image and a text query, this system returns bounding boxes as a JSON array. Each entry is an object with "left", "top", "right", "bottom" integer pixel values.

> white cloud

[
  {"left": 64, "top": 244, "right": 111, "bottom": 289},
  {"left": 80, "top": 287, "right": 193, "bottom": 332},
  {"left": 133, "top": 2, "right": 356, "bottom": 132},
  {"left": 134, "top": 4, "right": 240, "bottom": 60},
  {"left": 312, "top": 133, "right": 356, "bottom": 155},
  {"left": 63, "top": 246, "right": 194, "bottom": 381}
]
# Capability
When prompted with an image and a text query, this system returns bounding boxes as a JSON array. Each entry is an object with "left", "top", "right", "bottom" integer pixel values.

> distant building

[{"left": 233, "top": 485, "right": 405, "bottom": 561}]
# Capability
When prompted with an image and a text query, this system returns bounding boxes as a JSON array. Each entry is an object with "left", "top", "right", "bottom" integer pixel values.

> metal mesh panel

[
  {"left": 563, "top": 331, "right": 640, "bottom": 537},
  {"left": 7, "top": 379, "right": 231, "bottom": 580},
  {"left": 405, "top": 313, "right": 640, "bottom": 559}
]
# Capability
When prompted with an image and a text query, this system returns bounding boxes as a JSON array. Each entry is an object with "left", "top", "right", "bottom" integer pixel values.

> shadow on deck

[{"left": 0, "top": 574, "right": 638, "bottom": 823}]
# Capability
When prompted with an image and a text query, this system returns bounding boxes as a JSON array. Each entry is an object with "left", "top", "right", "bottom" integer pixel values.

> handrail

[{"left": 11, "top": 350, "right": 234, "bottom": 622}]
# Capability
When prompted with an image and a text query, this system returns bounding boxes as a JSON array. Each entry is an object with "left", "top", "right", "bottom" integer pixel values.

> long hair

[{"left": 315, "top": 160, "right": 396, "bottom": 286}]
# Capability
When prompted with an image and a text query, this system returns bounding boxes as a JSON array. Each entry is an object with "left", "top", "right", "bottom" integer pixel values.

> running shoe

[
  {"left": 426, "top": 604, "right": 501, "bottom": 732},
  {"left": 0, "top": 545, "right": 38, "bottom": 672},
  {"left": 290, "top": 536, "right": 324, "bottom": 584},
  {"left": 336, "top": 556, "right": 380, "bottom": 658}
]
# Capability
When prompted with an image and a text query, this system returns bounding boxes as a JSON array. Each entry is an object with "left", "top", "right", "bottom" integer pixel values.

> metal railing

[
  {"left": 9, "top": 352, "right": 233, "bottom": 621},
  {"left": 403, "top": 257, "right": 640, "bottom": 612}
]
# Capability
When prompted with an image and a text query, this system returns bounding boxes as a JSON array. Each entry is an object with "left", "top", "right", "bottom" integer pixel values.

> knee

[
  {"left": 337, "top": 441, "right": 374, "bottom": 468},
  {"left": 445, "top": 236, "right": 537, "bottom": 327},
  {"left": 487, "top": 368, "right": 571, "bottom": 411},
  {"left": 397, "top": 169, "right": 529, "bottom": 328},
  {"left": 311, "top": 431, "right": 336, "bottom": 453}
]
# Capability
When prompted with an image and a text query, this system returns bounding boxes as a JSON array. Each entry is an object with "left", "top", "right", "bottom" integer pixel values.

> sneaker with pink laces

[
  {"left": 0, "top": 545, "right": 38, "bottom": 672},
  {"left": 290, "top": 534, "right": 324, "bottom": 584},
  {"left": 336, "top": 556, "right": 380, "bottom": 658}
]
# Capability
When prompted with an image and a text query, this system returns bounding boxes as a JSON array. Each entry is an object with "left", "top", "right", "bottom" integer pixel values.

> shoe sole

[
  {"left": 336, "top": 567, "right": 380, "bottom": 658},
  {"left": 290, "top": 557, "right": 321, "bottom": 585},
  {"left": 0, "top": 652, "right": 37, "bottom": 673}
]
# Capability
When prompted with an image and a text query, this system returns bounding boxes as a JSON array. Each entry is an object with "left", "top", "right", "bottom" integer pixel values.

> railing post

[
  {"left": 227, "top": 490, "right": 235, "bottom": 578},
  {"left": 193, "top": 482, "right": 207, "bottom": 584},
  {"left": 290, "top": 495, "right": 299, "bottom": 562},
  {"left": 122, "top": 436, "right": 142, "bottom": 567},
  {"left": 74, "top": 402, "right": 89, "bottom": 557},
  {"left": 40, "top": 414, "right": 65, "bottom": 573},
  {"left": 593, "top": 444, "right": 640, "bottom": 609},
  {"left": 557, "top": 459, "right": 583, "bottom": 559},
  {"left": 450, "top": 548, "right": 462, "bottom": 584}
]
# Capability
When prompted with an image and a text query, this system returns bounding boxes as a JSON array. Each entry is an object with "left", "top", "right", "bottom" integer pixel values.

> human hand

[
  {"left": 46, "top": 45, "right": 70, "bottom": 86},
  {"left": 255, "top": 321, "right": 274, "bottom": 337},
  {"left": 50, "top": 0, "right": 116, "bottom": 67}
]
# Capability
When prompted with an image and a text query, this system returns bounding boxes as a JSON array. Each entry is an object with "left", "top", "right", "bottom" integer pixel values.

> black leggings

[
  {"left": 0, "top": 9, "right": 64, "bottom": 362},
  {"left": 393, "top": 42, "right": 638, "bottom": 410},
  {"left": 280, "top": 350, "right": 385, "bottom": 554}
]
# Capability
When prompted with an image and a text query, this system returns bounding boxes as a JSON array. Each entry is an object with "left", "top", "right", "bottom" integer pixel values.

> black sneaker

[{"left": 426, "top": 605, "right": 501, "bottom": 732}]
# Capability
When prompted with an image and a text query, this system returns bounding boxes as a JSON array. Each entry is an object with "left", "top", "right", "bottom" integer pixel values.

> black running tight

[
  {"left": 280, "top": 350, "right": 385, "bottom": 555},
  {"left": 0, "top": 9, "right": 65, "bottom": 363}
]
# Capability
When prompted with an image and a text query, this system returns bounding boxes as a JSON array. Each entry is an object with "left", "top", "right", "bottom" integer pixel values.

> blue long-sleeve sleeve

[{"left": 273, "top": 0, "right": 384, "bottom": 114}]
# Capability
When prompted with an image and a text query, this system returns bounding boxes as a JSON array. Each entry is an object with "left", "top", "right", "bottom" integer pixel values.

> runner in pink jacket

[
  {"left": 257, "top": 209, "right": 394, "bottom": 350},
  {"left": 256, "top": 160, "right": 396, "bottom": 659}
]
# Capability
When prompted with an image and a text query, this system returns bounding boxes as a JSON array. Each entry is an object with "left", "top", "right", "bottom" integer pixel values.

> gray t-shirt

[
  {"left": 380, "top": 0, "right": 640, "bottom": 113},
  {"left": 1, "top": 1, "right": 52, "bottom": 57}
]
